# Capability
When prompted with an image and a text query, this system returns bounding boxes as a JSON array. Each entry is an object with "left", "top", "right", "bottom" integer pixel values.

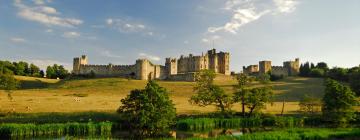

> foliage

[
  {"left": 316, "top": 62, "right": 329, "bottom": 70},
  {"left": 309, "top": 68, "right": 325, "bottom": 77},
  {"left": 244, "top": 87, "right": 273, "bottom": 117},
  {"left": 256, "top": 73, "right": 270, "bottom": 84},
  {"left": 190, "top": 70, "right": 233, "bottom": 113},
  {"left": 0, "top": 73, "right": 19, "bottom": 101},
  {"left": 299, "top": 94, "right": 322, "bottom": 116},
  {"left": 300, "top": 62, "right": 328, "bottom": 78},
  {"left": 327, "top": 67, "right": 349, "bottom": 81},
  {"left": 349, "top": 67, "right": 360, "bottom": 96},
  {"left": 177, "top": 117, "right": 304, "bottom": 131},
  {"left": 0, "top": 122, "right": 112, "bottom": 139},
  {"left": 322, "top": 79, "right": 358, "bottom": 125},
  {"left": 117, "top": 80, "right": 176, "bottom": 138},
  {"left": 0, "top": 60, "right": 43, "bottom": 77},
  {"left": 46, "top": 64, "right": 69, "bottom": 79},
  {"left": 233, "top": 73, "right": 251, "bottom": 117},
  {"left": 0, "top": 73, "right": 19, "bottom": 91}
]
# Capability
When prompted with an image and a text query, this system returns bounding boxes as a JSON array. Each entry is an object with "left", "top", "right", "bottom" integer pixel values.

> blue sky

[{"left": 0, "top": 0, "right": 359, "bottom": 71}]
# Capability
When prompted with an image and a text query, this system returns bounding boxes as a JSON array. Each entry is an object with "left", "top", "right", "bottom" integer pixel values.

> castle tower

[
  {"left": 207, "top": 49, "right": 218, "bottom": 73},
  {"left": 259, "top": 61, "right": 272, "bottom": 74},
  {"left": 73, "top": 55, "right": 88, "bottom": 74},
  {"left": 165, "top": 58, "right": 177, "bottom": 76},
  {"left": 136, "top": 59, "right": 149, "bottom": 80},
  {"left": 217, "top": 52, "right": 230, "bottom": 75}
]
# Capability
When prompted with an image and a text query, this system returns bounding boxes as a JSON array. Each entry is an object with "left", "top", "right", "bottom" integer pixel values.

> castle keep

[
  {"left": 73, "top": 49, "right": 230, "bottom": 81},
  {"left": 243, "top": 58, "right": 300, "bottom": 76}
]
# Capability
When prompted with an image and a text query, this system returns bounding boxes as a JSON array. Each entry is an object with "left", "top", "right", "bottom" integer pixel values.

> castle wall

[
  {"left": 243, "top": 65, "right": 259, "bottom": 74},
  {"left": 167, "top": 73, "right": 196, "bottom": 81},
  {"left": 73, "top": 49, "right": 230, "bottom": 81},
  {"left": 79, "top": 64, "right": 136, "bottom": 77},
  {"left": 271, "top": 66, "right": 288, "bottom": 77}
]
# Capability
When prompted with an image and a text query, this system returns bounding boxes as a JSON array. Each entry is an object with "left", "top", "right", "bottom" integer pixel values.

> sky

[{"left": 0, "top": 0, "right": 359, "bottom": 72}]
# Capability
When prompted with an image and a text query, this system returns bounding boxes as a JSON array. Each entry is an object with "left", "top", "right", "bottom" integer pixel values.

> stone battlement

[{"left": 73, "top": 49, "right": 230, "bottom": 81}]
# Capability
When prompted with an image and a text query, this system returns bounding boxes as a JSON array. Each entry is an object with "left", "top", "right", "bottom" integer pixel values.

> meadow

[{"left": 0, "top": 75, "right": 325, "bottom": 115}]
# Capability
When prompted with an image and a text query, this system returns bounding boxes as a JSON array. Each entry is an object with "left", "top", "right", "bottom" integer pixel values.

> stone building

[
  {"left": 73, "top": 49, "right": 230, "bottom": 81},
  {"left": 243, "top": 58, "right": 300, "bottom": 77},
  {"left": 243, "top": 65, "right": 259, "bottom": 75}
]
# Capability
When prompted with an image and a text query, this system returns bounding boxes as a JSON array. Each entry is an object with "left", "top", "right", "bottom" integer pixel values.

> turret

[
  {"left": 73, "top": 55, "right": 88, "bottom": 74},
  {"left": 136, "top": 59, "right": 149, "bottom": 80},
  {"left": 165, "top": 58, "right": 177, "bottom": 76}
]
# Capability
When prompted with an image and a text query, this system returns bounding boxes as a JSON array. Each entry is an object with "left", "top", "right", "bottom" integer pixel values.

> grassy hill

[{"left": 0, "top": 76, "right": 325, "bottom": 115}]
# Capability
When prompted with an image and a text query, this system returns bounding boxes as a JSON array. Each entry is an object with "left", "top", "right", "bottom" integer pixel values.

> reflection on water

[{"left": 5, "top": 128, "right": 272, "bottom": 139}]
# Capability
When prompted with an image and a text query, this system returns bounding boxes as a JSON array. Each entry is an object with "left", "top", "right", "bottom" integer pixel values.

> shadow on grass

[{"left": 273, "top": 77, "right": 325, "bottom": 102}]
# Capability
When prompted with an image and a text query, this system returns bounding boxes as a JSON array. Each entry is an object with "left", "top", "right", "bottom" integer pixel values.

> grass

[
  {"left": 0, "top": 112, "right": 121, "bottom": 124},
  {"left": 0, "top": 122, "right": 112, "bottom": 139},
  {"left": 0, "top": 76, "right": 325, "bottom": 115}
]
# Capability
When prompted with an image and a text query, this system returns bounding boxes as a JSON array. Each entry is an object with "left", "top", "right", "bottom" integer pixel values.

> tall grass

[
  {"left": 0, "top": 122, "right": 112, "bottom": 139},
  {"left": 177, "top": 117, "right": 304, "bottom": 131}
]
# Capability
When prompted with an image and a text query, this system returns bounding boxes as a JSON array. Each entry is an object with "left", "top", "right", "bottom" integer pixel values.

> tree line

[
  {"left": 299, "top": 62, "right": 360, "bottom": 96},
  {"left": 0, "top": 60, "right": 70, "bottom": 79}
]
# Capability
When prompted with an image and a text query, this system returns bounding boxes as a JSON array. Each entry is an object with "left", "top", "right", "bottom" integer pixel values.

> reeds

[
  {"left": 177, "top": 117, "right": 304, "bottom": 131},
  {"left": 0, "top": 122, "right": 112, "bottom": 139}
]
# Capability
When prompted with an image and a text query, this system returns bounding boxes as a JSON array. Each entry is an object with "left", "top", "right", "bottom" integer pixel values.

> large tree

[
  {"left": 245, "top": 86, "right": 273, "bottom": 117},
  {"left": 117, "top": 80, "right": 176, "bottom": 138},
  {"left": 322, "top": 79, "right": 358, "bottom": 125},
  {"left": 233, "top": 73, "right": 251, "bottom": 117},
  {"left": 0, "top": 73, "right": 19, "bottom": 101},
  {"left": 190, "top": 70, "right": 233, "bottom": 113}
]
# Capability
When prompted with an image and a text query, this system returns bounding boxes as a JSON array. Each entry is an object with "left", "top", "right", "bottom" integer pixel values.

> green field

[{"left": 0, "top": 75, "right": 325, "bottom": 115}]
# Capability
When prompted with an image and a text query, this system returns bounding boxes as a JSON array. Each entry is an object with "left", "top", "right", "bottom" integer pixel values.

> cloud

[
  {"left": 105, "top": 18, "right": 154, "bottom": 35},
  {"left": 14, "top": 0, "right": 83, "bottom": 27},
  {"left": 101, "top": 50, "right": 122, "bottom": 58},
  {"left": 45, "top": 29, "right": 53, "bottom": 33},
  {"left": 35, "top": 6, "right": 57, "bottom": 14},
  {"left": 273, "top": 0, "right": 298, "bottom": 13},
  {"left": 10, "top": 37, "right": 26, "bottom": 43},
  {"left": 139, "top": 53, "right": 161, "bottom": 61},
  {"left": 62, "top": 31, "right": 80, "bottom": 38},
  {"left": 204, "top": 0, "right": 299, "bottom": 41},
  {"left": 33, "top": 0, "right": 45, "bottom": 5}
]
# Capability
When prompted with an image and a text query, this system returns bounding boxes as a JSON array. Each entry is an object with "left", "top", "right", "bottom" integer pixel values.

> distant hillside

[{"left": 1, "top": 76, "right": 325, "bottom": 114}]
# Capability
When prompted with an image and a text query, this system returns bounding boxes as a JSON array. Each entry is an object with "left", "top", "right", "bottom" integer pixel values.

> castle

[
  {"left": 243, "top": 58, "right": 300, "bottom": 76},
  {"left": 73, "top": 49, "right": 230, "bottom": 81}
]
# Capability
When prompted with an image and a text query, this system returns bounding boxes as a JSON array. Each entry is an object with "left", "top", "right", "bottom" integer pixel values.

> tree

[
  {"left": 0, "top": 73, "right": 19, "bottom": 101},
  {"left": 322, "top": 79, "right": 358, "bottom": 125},
  {"left": 46, "top": 66, "right": 56, "bottom": 79},
  {"left": 244, "top": 86, "right": 273, "bottom": 117},
  {"left": 233, "top": 73, "right": 250, "bottom": 117},
  {"left": 39, "top": 70, "right": 45, "bottom": 78},
  {"left": 309, "top": 68, "right": 325, "bottom": 77},
  {"left": 349, "top": 68, "right": 360, "bottom": 96},
  {"left": 190, "top": 70, "right": 233, "bottom": 113},
  {"left": 299, "top": 94, "right": 322, "bottom": 116},
  {"left": 117, "top": 80, "right": 176, "bottom": 138},
  {"left": 29, "top": 63, "right": 40, "bottom": 77},
  {"left": 316, "top": 62, "right": 329, "bottom": 71},
  {"left": 300, "top": 62, "right": 311, "bottom": 77},
  {"left": 327, "top": 67, "right": 349, "bottom": 82},
  {"left": 257, "top": 73, "right": 270, "bottom": 84}
]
